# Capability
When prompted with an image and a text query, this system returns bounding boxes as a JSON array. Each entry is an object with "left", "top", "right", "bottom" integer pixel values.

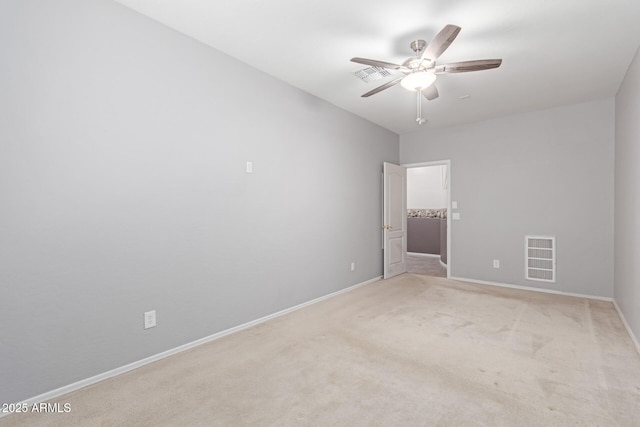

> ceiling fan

[{"left": 351, "top": 24, "right": 502, "bottom": 123}]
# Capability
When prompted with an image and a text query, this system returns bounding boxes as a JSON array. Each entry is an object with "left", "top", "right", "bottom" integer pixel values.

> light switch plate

[
  {"left": 452, "top": 212, "right": 461, "bottom": 220},
  {"left": 452, "top": 201, "right": 458, "bottom": 209}
]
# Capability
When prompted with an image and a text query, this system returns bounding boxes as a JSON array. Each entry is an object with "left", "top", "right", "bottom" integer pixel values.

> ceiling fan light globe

[{"left": 400, "top": 71, "right": 436, "bottom": 91}]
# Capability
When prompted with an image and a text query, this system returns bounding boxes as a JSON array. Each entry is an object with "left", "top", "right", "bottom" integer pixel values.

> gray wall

[
  {"left": 614, "top": 45, "right": 640, "bottom": 342},
  {"left": 400, "top": 98, "right": 615, "bottom": 297},
  {"left": 0, "top": 0, "right": 398, "bottom": 404}
]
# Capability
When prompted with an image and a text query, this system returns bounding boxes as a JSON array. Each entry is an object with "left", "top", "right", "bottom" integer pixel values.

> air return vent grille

[
  {"left": 354, "top": 67, "right": 392, "bottom": 83},
  {"left": 525, "top": 236, "right": 555, "bottom": 283}
]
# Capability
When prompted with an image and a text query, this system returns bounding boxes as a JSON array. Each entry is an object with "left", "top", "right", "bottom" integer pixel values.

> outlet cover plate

[{"left": 144, "top": 310, "right": 157, "bottom": 329}]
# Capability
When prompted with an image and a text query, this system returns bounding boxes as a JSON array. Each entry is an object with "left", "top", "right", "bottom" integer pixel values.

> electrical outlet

[
  {"left": 144, "top": 310, "right": 156, "bottom": 329},
  {"left": 493, "top": 260, "right": 500, "bottom": 269},
  {"left": 246, "top": 161, "right": 253, "bottom": 173},
  {"left": 350, "top": 262, "right": 356, "bottom": 272}
]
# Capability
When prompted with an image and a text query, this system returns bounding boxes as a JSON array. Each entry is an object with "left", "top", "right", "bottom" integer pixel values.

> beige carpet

[{"left": 3, "top": 274, "right": 640, "bottom": 426}]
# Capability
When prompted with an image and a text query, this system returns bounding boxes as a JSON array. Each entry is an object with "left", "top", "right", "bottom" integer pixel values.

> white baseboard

[
  {"left": 2, "top": 276, "right": 382, "bottom": 418},
  {"left": 612, "top": 299, "right": 640, "bottom": 356},
  {"left": 449, "top": 276, "right": 613, "bottom": 302}
]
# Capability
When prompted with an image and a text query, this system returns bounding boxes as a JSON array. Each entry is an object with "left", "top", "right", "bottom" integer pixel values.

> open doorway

[{"left": 404, "top": 161, "right": 450, "bottom": 278}]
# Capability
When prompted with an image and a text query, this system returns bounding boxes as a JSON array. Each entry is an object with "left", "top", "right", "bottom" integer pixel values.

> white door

[{"left": 383, "top": 162, "right": 407, "bottom": 279}]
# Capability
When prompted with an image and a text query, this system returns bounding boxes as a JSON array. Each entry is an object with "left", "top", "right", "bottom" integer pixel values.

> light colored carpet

[
  {"left": 3, "top": 274, "right": 640, "bottom": 426},
  {"left": 406, "top": 253, "right": 447, "bottom": 277}
]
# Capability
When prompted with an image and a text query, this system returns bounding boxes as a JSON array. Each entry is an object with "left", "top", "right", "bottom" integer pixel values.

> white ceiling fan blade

[
  {"left": 421, "top": 24, "right": 461, "bottom": 62},
  {"left": 361, "top": 76, "right": 404, "bottom": 97},
  {"left": 351, "top": 57, "right": 409, "bottom": 72},
  {"left": 435, "top": 59, "right": 503, "bottom": 74}
]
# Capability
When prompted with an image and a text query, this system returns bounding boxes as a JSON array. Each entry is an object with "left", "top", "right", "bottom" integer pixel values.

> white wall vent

[{"left": 525, "top": 236, "right": 556, "bottom": 283}]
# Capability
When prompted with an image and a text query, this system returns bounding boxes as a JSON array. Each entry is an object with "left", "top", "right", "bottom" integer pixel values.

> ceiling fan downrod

[{"left": 410, "top": 39, "right": 427, "bottom": 57}]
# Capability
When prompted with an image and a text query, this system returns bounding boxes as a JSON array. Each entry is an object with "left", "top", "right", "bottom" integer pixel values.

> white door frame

[{"left": 402, "top": 160, "right": 452, "bottom": 279}]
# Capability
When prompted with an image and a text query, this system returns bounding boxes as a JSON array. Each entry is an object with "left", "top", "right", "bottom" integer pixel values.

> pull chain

[{"left": 416, "top": 89, "right": 426, "bottom": 125}]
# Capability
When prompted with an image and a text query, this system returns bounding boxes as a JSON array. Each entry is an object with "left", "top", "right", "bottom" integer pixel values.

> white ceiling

[{"left": 114, "top": 0, "right": 640, "bottom": 134}]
